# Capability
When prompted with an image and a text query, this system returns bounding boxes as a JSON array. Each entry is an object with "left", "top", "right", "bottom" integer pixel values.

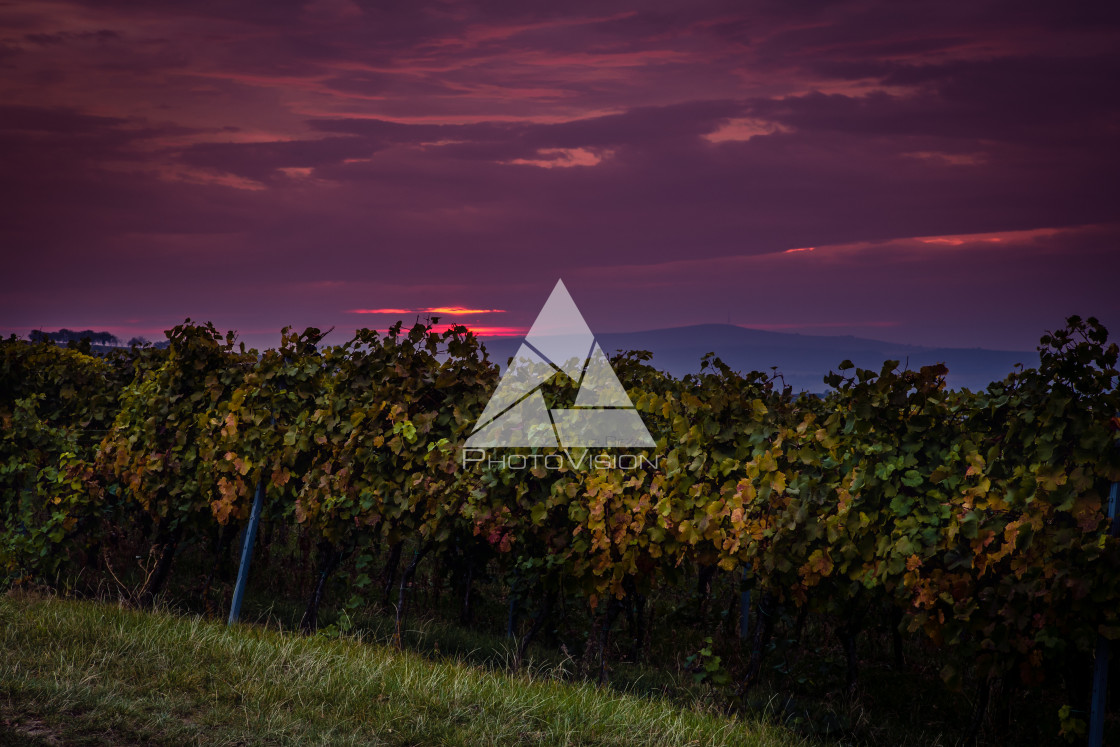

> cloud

[
  {"left": 349, "top": 306, "right": 506, "bottom": 315},
  {"left": 1, "top": 0, "right": 1117, "bottom": 352},
  {"left": 179, "top": 136, "right": 384, "bottom": 182}
]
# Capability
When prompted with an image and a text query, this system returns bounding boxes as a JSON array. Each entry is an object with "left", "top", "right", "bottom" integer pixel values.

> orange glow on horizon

[
  {"left": 349, "top": 308, "right": 414, "bottom": 314},
  {"left": 370, "top": 324, "right": 526, "bottom": 337},
  {"left": 349, "top": 306, "right": 506, "bottom": 315},
  {"left": 422, "top": 306, "right": 506, "bottom": 315},
  {"left": 434, "top": 324, "right": 525, "bottom": 337}
]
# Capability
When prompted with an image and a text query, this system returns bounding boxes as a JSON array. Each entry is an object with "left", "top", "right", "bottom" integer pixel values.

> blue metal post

[
  {"left": 1089, "top": 481, "right": 1119, "bottom": 747},
  {"left": 227, "top": 480, "right": 265, "bottom": 625}
]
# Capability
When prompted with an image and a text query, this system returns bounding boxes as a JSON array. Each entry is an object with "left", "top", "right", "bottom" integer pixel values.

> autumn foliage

[{"left": 2, "top": 316, "right": 1118, "bottom": 722}]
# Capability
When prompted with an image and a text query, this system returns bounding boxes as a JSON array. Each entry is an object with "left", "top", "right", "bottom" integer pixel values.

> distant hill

[{"left": 478, "top": 324, "right": 1036, "bottom": 392}]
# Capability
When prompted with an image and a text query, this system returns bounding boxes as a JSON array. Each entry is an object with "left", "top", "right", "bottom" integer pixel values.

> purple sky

[{"left": 2, "top": 1, "right": 1119, "bottom": 351}]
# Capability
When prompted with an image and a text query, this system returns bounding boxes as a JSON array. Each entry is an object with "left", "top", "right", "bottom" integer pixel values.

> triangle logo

[{"left": 466, "top": 280, "right": 656, "bottom": 449}]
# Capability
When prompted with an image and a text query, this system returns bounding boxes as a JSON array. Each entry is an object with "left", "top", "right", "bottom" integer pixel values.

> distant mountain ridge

[{"left": 479, "top": 324, "right": 1036, "bottom": 392}]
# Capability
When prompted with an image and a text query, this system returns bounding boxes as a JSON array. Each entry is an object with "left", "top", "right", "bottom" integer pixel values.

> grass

[{"left": 0, "top": 593, "right": 807, "bottom": 746}]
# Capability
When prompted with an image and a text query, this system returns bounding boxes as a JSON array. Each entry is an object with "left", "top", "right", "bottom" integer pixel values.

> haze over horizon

[{"left": 2, "top": 1, "right": 1118, "bottom": 352}]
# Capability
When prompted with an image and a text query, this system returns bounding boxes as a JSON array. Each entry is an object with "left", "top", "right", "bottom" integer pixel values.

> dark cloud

[
  {"left": 0, "top": 0, "right": 1117, "bottom": 351},
  {"left": 179, "top": 136, "right": 383, "bottom": 181},
  {"left": 24, "top": 29, "right": 120, "bottom": 45},
  {"left": 0, "top": 104, "right": 128, "bottom": 133}
]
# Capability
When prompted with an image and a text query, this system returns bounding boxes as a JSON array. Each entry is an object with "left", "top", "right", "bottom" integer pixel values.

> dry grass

[{"left": 0, "top": 593, "right": 806, "bottom": 746}]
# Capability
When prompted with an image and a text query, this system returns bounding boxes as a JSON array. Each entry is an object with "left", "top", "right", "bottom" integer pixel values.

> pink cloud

[{"left": 1, "top": 1, "right": 1117, "bottom": 353}]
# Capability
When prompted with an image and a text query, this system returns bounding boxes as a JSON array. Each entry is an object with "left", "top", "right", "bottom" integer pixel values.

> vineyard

[{"left": 2, "top": 316, "right": 1119, "bottom": 744}]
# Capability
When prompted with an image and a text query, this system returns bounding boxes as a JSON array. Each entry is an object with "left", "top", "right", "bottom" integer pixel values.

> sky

[{"left": 1, "top": 0, "right": 1118, "bottom": 352}]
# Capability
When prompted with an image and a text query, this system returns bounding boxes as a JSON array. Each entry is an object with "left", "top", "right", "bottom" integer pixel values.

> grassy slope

[{"left": 0, "top": 594, "right": 804, "bottom": 747}]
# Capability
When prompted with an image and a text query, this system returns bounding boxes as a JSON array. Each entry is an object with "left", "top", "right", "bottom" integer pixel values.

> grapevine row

[{"left": 1, "top": 316, "right": 1117, "bottom": 737}]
